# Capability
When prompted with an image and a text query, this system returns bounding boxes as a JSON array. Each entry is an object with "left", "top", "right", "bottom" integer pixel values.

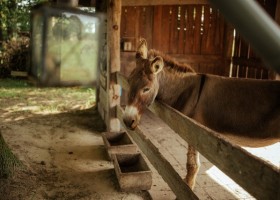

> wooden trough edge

[
  {"left": 117, "top": 72, "right": 280, "bottom": 200},
  {"left": 116, "top": 105, "right": 199, "bottom": 200}
]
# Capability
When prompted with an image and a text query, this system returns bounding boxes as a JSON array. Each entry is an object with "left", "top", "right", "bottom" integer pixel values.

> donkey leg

[{"left": 185, "top": 145, "right": 200, "bottom": 190}]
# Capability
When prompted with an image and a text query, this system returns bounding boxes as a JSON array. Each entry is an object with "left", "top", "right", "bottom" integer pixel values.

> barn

[{"left": 0, "top": 0, "right": 279, "bottom": 199}]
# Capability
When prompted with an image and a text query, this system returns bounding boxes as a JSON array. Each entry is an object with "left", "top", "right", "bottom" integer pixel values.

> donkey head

[{"left": 123, "top": 39, "right": 164, "bottom": 129}]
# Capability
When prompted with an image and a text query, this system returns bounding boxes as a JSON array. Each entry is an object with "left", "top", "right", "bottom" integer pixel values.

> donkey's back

[{"left": 187, "top": 74, "right": 280, "bottom": 139}]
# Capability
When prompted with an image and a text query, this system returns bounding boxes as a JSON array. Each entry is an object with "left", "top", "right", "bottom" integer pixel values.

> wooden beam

[
  {"left": 232, "top": 57, "right": 264, "bottom": 69},
  {"left": 122, "top": 0, "right": 209, "bottom": 6},
  {"left": 107, "top": 0, "right": 122, "bottom": 131},
  {"left": 275, "top": 0, "right": 280, "bottom": 24},
  {"left": 108, "top": 0, "right": 121, "bottom": 74},
  {"left": 116, "top": 105, "right": 198, "bottom": 200},
  {"left": 149, "top": 101, "right": 279, "bottom": 200},
  {"left": 121, "top": 52, "right": 223, "bottom": 64},
  {"left": 11, "top": 71, "right": 28, "bottom": 77}
]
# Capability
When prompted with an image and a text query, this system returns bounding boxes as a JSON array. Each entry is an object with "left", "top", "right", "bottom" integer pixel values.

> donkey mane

[{"left": 148, "top": 49, "right": 195, "bottom": 73}]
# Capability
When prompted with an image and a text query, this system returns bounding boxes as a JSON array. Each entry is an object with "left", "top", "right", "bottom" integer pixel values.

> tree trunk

[
  {"left": 0, "top": 132, "right": 22, "bottom": 179},
  {"left": 0, "top": 19, "right": 4, "bottom": 42}
]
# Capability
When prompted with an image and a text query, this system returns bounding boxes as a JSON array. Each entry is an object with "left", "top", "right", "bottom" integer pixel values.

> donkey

[{"left": 123, "top": 38, "right": 280, "bottom": 189}]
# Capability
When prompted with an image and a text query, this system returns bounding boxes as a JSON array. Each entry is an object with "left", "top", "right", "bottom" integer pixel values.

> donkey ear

[
  {"left": 150, "top": 56, "right": 164, "bottom": 74},
  {"left": 136, "top": 38, "right": 148, "bottom": 59}
]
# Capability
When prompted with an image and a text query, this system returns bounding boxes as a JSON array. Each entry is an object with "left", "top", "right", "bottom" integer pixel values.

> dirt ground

[{"left": 0, "top": 79, "right": 151, "bottom": 200}]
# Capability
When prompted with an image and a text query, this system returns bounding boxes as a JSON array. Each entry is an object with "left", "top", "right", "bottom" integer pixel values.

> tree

[
  {"left": 0, "top": 0, "right": 46, "bottom": 41},
  {"left": 0, "top": 131, "right": 23, "bottom": 179}
]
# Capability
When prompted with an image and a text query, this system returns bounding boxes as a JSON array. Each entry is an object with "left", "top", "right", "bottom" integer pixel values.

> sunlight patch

[
  {"left": 206, "top": 166, "right": 254, "bottom": 199},
  {"left": 243, "top": 142, "right": 280, "bottom": 167}
]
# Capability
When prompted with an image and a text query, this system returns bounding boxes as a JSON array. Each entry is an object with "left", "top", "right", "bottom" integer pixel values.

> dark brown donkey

[{"left": 123, "top": 38, "right": 280, "bottom": 189}]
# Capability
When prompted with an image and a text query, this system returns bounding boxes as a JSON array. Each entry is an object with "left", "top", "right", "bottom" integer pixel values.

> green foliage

[
  {"left": 0, "top": 36, "right": 30, "bottom": 77},
  {"left": 0, "top": 0, "right": 46, "bottom": 39}
]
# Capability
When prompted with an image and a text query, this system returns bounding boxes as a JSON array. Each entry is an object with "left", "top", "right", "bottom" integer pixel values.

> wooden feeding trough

[
  {"left": 102, "top": 131, "right": 137, "bottom": 159},
  {"left": 112, "top": 153, "right": 152, "bottom": 191}
]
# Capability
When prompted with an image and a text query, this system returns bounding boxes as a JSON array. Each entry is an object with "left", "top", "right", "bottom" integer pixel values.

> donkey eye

[{"left": 143, "top": 87, "right": 150, "bottom": 93}]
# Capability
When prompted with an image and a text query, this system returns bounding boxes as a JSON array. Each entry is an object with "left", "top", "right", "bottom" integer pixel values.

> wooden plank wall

[
  {"left": 120, "top": 4, "right": 229, "bottom": 76},
  {"left": 231, "top": 0, "right": 277, "bottom": 79}
]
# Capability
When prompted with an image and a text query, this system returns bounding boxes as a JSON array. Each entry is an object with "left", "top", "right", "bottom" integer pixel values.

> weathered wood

[
  {"left": 149, "top": 101, "right": 280, "bottom": 200},
  {"left": 169, "top": 6, "right": 179, "bottom": 54},
  {"left": 99, "top": 73, "right": 107, "bottom": 89},
  {"left": 108, "top": 0, "right": 121, "bottom": 73},
  {"left": 122, "top": 0, "right": 209, "bottom": 6},
  {"left": 97, "top": 102, "right": 105, "bottom": 120},
  {"left": 122, "top": 52, "right": 223, "bottom": 64},
  {"left": 99, "top": 86, "right": 108, "bottom": 112},
  {"left": 116, "top": 105, "right": 199, "bottom": 200},
  {"left": 107, "top": 0, "right": 122, "bottom": 131},
  {"left": 223, "top": 23, "right": 234, "bottom": 76},
  {"left": 275, "top": 0, "right": 280, "bottom": 25},
  {"left": 152, "top": 6, "right": 163, "bottom": 50},
  {"left": 120, "top": 52, "right": 225, "bottom": 76},
  {"left": 232, "top": 57, "right": 264, "bottom": 69},
  {"left": 10, "top": 71, "right": 28, "bottom": 77},
  {"left": 161, "top": 6, "right": 171, "bottom": 53}
]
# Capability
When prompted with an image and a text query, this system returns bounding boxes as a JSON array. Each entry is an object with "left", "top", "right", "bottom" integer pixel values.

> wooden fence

[{"left": 117, "top": 72, "right": 279, "bottom": 200}]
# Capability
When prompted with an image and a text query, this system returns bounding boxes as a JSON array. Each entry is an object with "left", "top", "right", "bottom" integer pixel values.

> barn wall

[
  {"left": 120, "top": 0, "right": 279, "bottom": 80},
  {"left": 120, "top": 4, "right": 230, "bottom": 77}
]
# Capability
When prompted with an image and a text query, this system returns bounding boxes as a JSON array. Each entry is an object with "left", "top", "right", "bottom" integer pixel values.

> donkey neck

[{"left": 156, "top": 69, "right": 200, "bottom": 108}]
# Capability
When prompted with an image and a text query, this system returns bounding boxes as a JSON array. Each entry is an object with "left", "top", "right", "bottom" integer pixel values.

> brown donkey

[{"left": 123, "top": 38, "right": 280, "bottom": 189}]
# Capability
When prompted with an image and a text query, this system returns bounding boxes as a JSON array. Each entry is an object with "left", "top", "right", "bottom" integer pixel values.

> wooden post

[
  {"left": 223, "top": 24, "right": 234, "bottom": 77},
  {"left": 106, "top": 0, "right": 122, "bottom": 131}
]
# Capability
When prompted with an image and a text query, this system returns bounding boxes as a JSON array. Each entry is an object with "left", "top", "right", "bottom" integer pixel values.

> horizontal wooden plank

[
  {"left": 149, "top": 101, "right": 279, "bottom": 200},
  {"left": 11, "top": 71, "right": 28, "bottom": 77},
  {"left": 121, "top": 52, "right": 224, "bottom": 64},
  {"left": 116, "top": 105, "right": 198, "bottom": 200},
  {"left": 232, "top": 57, "right": 265, "bottom": 69},
  {"left": 122, "top": 0, "right": 209, "bottom": 6}
]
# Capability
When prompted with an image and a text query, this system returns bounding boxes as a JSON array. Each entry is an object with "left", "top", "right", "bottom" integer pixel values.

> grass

[{"left": 0, "top": 78, "right": 96, "bottom": 115}]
